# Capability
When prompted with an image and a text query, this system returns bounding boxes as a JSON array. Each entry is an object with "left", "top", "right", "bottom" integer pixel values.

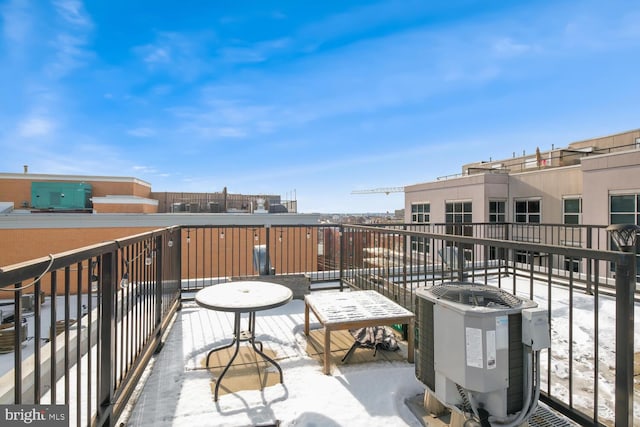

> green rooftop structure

[{"left": 31, "top": 182, "right": 92, "bottom": 211}]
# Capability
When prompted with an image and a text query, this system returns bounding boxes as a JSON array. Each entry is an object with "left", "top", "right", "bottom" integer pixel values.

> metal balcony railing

[
  {"left": 0, "top": 227, "right": 181, "bottom": 426},
  {"left": 0, "top": 222, "right": 636, "bottom": 426}
]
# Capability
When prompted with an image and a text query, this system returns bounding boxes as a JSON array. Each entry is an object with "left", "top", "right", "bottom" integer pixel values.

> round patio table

[{"left": 195, "top": 281, "right": 293, "bottom": 401}]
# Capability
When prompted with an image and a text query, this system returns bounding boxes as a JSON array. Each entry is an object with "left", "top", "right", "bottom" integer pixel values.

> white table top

[
  {"left": 195, "top": 281, "right": 293, "bottom": 313},
  {"left": 304, "top": 290, "right": 414, "bottom": 325}
]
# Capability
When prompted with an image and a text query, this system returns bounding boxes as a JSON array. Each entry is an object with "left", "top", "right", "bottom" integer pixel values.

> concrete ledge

[
  {"left": 230, "top": 274, "right": 310, "bottom": 300},
  {"left": 0, "top": 313, "right": 98, "bottom": 404}
]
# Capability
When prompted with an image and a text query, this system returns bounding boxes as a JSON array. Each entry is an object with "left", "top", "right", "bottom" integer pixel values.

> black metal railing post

[
  {"left": 457, "top": 242, "right": 465, "bottom": 281},
  {"left": 265, "top": 225, "right": 272, "bottom": 275},
  {"left": 402, "top": 224, "right": 408, "bottom": 297},
  {"left": 613, "top": 251, "right": 635, "bottom": 427},
  {"left": 13, "top": 281, "right": 23, "bottom": 403},
  {"left": 339, "top": 225, "right": 344, "bottom": 291},
  {"left": 586, "top": 226, "right": 593, "bottom": 294},
  {"left": 607, "top": 223, "right": 638, "bottom": 427},
  {"left": 97, "top": 250, "right": 116, "bottom": 427},
  {"left": 176, "top": 229, "right": 182, "bottom": 302},
  {"left": 154, "top": 235, "right": 163, "bottom": 352}
]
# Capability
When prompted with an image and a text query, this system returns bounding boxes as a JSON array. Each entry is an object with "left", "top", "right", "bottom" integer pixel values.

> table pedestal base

[{"left": 206, "top": 311, "right": 283, "bottom": 401}]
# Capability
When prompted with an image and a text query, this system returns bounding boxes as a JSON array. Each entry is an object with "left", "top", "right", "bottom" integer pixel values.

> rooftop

[
  {"left": 116, "top": 278, "right": 598, "bottom": 427},
  {"left": 121, "top": 294, "right": 423, "bottom": 426},
  {"left": 0, "top": 222, "right": 636, "bottom": 427}
]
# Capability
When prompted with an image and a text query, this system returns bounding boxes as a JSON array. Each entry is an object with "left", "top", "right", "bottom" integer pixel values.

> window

[
  {"left": 488, "top": 201, "right": 506, "bottom": 260},
  {"left": 489, "top": 201, "right": 506, "bottom": 223},
  {"left": 411, "top": 203, "right": 430, "bottom": 223},
  {"left": 445, "top": 201, "right": 473, "bottom": 262},
  {"left": 445, "top": 201, "right": 472, "bottom": 225},
  {"left": 562, "top": 198, "right": 582, "bottom": 272},
  {"left": 563, "top": 198, "right": 581, "bottom": 225},
  {"left": 610, "top": 194, "right": 640, "bottom": 280},
  {"left": 515, "top": 199, "right": 540, "bottom": 223},
  {"left": 411, "top": 203, "right": 430, "bottom": 254},
  {"left": 564, "top": 257, "right": 580, "bottom": 272},
  {"left": 610, "top": 194, "right": 637, "bottom": 225}
]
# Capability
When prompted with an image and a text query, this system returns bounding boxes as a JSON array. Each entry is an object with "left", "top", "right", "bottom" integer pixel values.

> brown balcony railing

[
  {"left": 0, "top": 222, "right": 636, "bottom": 426},
  {"left": 0, "top": 227, "right": 181, "bottom": 426}
]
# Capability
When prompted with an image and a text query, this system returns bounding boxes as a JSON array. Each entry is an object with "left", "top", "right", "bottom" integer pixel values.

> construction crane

[{"left": 351, "top": 187, "right": 404, "bottom": 195}]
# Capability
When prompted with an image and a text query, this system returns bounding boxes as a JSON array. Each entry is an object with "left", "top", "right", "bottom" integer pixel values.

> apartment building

[{"left": 404, "top": 128, "right": 640, "bottom": 274}]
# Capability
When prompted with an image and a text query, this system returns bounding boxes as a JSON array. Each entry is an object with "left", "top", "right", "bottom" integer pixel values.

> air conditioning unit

[
  {"left": 415, "top": 282, "right": 550, "bottom": 426},
  {"left": 171, "top": 202, "right": 186, "bottom": 212}
]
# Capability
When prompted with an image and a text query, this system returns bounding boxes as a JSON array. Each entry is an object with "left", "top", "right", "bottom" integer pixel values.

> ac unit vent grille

[{"left": 430, "top": 283, "right": 523, "bottom": 308}]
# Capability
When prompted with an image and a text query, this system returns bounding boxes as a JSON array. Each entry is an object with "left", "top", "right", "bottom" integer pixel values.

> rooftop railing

[
  {"left": 341, "top": 223, "right": 637, "bottom": 427},
  {"left": 0, "top": 227, "right": 181, "bottom": 426},
  {"left": 0, "top": 222, "right": 636, "bottom": 426}
]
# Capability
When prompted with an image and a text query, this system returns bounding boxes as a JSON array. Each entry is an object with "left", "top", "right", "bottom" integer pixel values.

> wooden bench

[{"left": 304, "top": 290, "right": 414, "bottom": 374}]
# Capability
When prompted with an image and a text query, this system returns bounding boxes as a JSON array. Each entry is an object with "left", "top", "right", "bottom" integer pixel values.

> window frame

[
  {"left": 489, "top": 200, "right": 506, "bottom": 223},
  {"left": 411, "top": 202, "right": 430, "bottom": 224},
  {"left": 563, "top": 197, "right": 582, "bottom": 225},
  {"left": 410, "top": 202, "right": 430, "bottom": 254},
  {"left": 514, "top": 198, "right": 541, "bottom": 223},
  {"left": 609, "top": 192, "right": 640, "bottom": 280}
]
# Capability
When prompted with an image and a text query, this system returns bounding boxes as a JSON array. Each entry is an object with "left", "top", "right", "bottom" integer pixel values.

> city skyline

[{"left": 1, "top": 0, "right": 639, "bottom": 213}]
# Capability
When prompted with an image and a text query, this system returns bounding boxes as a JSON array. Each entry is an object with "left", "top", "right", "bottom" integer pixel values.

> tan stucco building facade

[{"left": 405, "top": 129, "right": 640, "bottom": 227}]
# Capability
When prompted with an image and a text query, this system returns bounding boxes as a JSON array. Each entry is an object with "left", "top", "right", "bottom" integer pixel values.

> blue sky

[{"left": 1, "top": 1, "right": 639, "bottom": 213}]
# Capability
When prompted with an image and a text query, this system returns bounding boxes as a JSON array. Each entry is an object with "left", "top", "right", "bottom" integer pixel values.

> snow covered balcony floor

[{"left": 119, "top": 297, "right": 425, "bottom": 427}]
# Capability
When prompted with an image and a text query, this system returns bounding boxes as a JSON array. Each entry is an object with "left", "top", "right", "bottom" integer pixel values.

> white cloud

[
  {"left": 18, "top": 116, "right": 56, "bottom": 137},
  {"left": 168, "top": 98, "right": 279, "bottom": 140},
  {"left": 53, "top": 0, "right": 92, "bottom": 28},
  {"left": 218, "top": 47, "right": 266, "bottom": 63},
  {"left": 1, "top": 0, "right": 32, "bottom": 44},
  {"left": 219, "top": 37, "right": 291, "bottom": 64},
  {"left": 133, "top": 31, "right": 214, "bottom": 80},
  {"left": 47, "top": 32, "right": 94, "bottom": 77},
  {"left": 216, "top": 127, "right": 246, "bottom": 138},
  {"left": 143, "top": 47, "right": 171, "bottom": 64},
  {"left": 43, "top": 0, "right": 94, "bottom": 78},
  {"left": 151, "top": 85, "right": 173, "bottom": 96},
  {"left": 132, "top": 165, "right": 157, "bottom": 173},
  {"left": 492, "top": 37, "right": 533, "bottom": 56},
  {"left": 127, "top": 127, "right": 156, "bottom": 137},
  {"left": 177, "top": 122, "right": 247, "bottom": 139}
]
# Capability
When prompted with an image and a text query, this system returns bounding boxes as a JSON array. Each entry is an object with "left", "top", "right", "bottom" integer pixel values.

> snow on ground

[
  {"left": 119, "top": 275, "right": 639, "bottom": 426},
  {"left": 485, "top": 275, "right": 640, "bottom": 426},
  {"left": 122, "top": 298, "right": 425, "bottom": 427}
]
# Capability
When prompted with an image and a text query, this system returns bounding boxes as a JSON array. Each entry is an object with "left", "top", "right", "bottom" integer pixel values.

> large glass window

[
  {"left": 446, "top": 201, "right": 472, "bottom": 224},
  {"left": 411, "top": 203, "right": 430, "bottom": 254},
  {"left": 515, "top": 199, "right": 541, "bottom": 223},
  {"left": 411, "top": 203, "right": 430, "bottom": 223},
  {"left": 562, "top": 197, "right": 583, "bottom": 272},
  {"left": 563, "top": 198, "right": 581, "bottom": 225},
  {"left": 445, "top": 201, "right": 472, "bottom": 263},
  {"left": 610, "top": 194, "right": 640, "bottom": 280},
  {"left": 610, "top": 195, "right": 636, "bottom": 224},
  {"left": 489, "top": 201, "right": 506, "bottom": 223},
  {"left": 488, "top": 201, "right": 506, "bottom": 260}
]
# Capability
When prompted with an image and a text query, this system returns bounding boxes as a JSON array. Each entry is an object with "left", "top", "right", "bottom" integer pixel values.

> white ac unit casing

[{"left": 415, "top": 282, "right": 546, "bottom": 420}]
